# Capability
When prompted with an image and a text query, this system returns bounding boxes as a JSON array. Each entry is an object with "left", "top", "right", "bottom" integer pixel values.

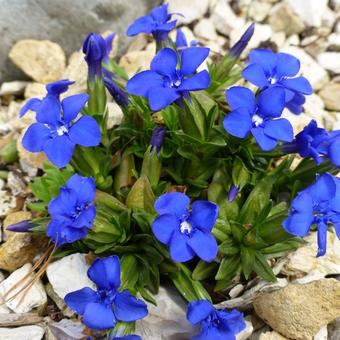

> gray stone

[
  {"left": 0, "top": 81, "right": 29, "bottom": 96},
  {"left": 328, "top": 318, "right": 340, "bottom": 340},
  {"left": 0, "top": 0, "right": 158, "bottom": 81}
]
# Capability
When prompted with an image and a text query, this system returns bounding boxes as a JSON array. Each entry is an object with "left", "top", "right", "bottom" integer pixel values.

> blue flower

[
  {"left": 109, "top": 335, "right": 141, "bottom": 340},
  {"left": 150, "top": 126, "right": 166, "bottom": 155},
  {"left": 187, "top": 300, "right": 246, "bottom": 340},
  {"left": 283, "top": 173, "right": 340, "bottom": 256},
  {"left": 104, "top": 75, "right": 129, "bottom": 107},
  {"left": 325, "top": 130, "right": 340, "bottom": 166},
  {"left": 126, "top": 4, "right": 177, "bottom": 43},
  {"left": 65, "top": 255, "right": 148, "bottom": 330},
  {"left": 21, "top": 81, "right": 101, "bottom": 168},
  {"left": 152, "top": 192, "right": 219, "bottom": 262},
  {"left": 46, "top": 174, "right": 96, "bottom": 246},
  {"left": 6, "top": 220, "right": 34, "bottom": 233},
  {"left": 127, "top": 47, "right": 210, "bottom": 111},
  {"left": 223, "top": 86, "right": 293, "bottom": 151},
  {"left": 175, "top": 29, "right": 198, "bottom": 50},
  {"left": 242, "top": 49, "right": 313, "bottom": 114},
  {"left": 228, "top": 184, "right": 239, "bottom": 202},
  {"left": 229, "top": 23, "right": 255, "bottom": 59}
]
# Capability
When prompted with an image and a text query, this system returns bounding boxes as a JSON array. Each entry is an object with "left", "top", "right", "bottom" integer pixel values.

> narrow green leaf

[{"left": 253, "top": 252, "right": 277, "bottom": 282}]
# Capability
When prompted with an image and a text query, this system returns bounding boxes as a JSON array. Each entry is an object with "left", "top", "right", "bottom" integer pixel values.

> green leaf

[
  {"left": 218, "top": 238, "right": 239, "bottom": 255},
  {"left": 192, "top": 261, "right": 218, "bottom": 281},
  {"left": 253, "top": 252, "right": 277, "bottom": 282},
  {"left": 230, "top": 221, "right": 247, "bottom": 243},
  {"left": 232, "top": 157, "right": 250, "bottom": 190},
  {"left": 240, "top": 246, "right": 255, "bottom": 279},
  {"left": 261, "top": 238, "right": 304, "bottom": 256},
  {"left": 141, "top": 146, "right": 162, "bottom": 189},
  {"left": 215, "top": 255, "right": 240, "bottom": 281},
  {"left": 120, "top": 255, "right": 139, "bottom": 290}
]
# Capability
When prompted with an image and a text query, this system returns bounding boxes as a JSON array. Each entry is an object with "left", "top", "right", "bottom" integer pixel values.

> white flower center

[
  {"left": 171, "top": 79, "right": 181, "bottom": 87},
  {"left": 56, "top": 125, "right": 68, "bottom": 136},
  {"left": 180, "top": 220, "right": 192, "bottom": 234},
  {"left": 252, "top": 114, "right": 264, "bottom": 127},
  {"left": 269, "top": 77, "right": 277, "bottom": 85}
]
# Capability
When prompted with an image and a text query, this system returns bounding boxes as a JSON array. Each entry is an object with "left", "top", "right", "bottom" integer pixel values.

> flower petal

[
  {"left": 151, "top": 4, "right": 169, "bottom": 22},
  {"left": 64, "top": 287, "right": 98, "bottom": 315},
  {"left": 178, "top": 70, "right": 210, "bottom": 91},
  {"left": 223, "top": 108, "right": 252, "bottom": 138},
  {"left": 113, "top": 290, "right": 148, "bottom": 322},
  {"left": 83, "top": 302, "right": 116, "bottom": 330},
  {"left": 280, "top": 77, "right": 313, "bottom": 95},
  {"left": 62, "top": 94, "right": 89, "bottom": 123},
  {"left": 126, "top": 16, "right": 154, "bottom": 36},
  {"left": 68, "top": 116, "right": 101, "bottom": 147},
  {"left": 154, "top": 192, "right": 190, "bottom": 217},
  {"left": 19, "top": 98, "right": 42, "bottom": 117},
  {"left": 187, "top": 300, "right": 214, "bottom": 325},
  {"left": 276, "top": 53, "right": 300, "bottom": 78},
  {"left": 190, "top": 200, "right": 219, "bottom": 231},
  {"left": 242, "top": 64, "right": 269, "bottom": 88},
  {"left": 152, "top": 214, "right": 179, "bottom": 244},
  {"left": 22, "top": 123, "right": 50, "bottom": 152},
  {"left": 66, "top": 174, "right": 96, "bottom": 204},
  {"left": 126, "top": 71, "right": 163, "bottom": 97},
  {"left": 148, "top": 87, "right": 180, "bottom": 110},
  {"left": 169, "top": 232, "right": 195, "bottom": 262},
  {"left": 187, "top": 229, "right": 218, "bottom": 262},
  {"left": 151, "top": 48, "right": 178, "bottom": 78},
  {"left": 317, "top": 221, "right": 327, "bottom": 257},
  {"left": 251, "top": 127, "right": 277, "bottom": 151},
  {"left": 226, "top": 86, "right": 255, "bottom": 112},
  {"left": 180, "top": 47, "right": 210, "bottom": 76},
  {"left": 307, "top": 173, "right": 336, "bottom": 202},
  {"left": 328, "top": 139, "right": 340, "bottom": 166},
  {"left": 48, "top": 187, "right": 78, "bottom": 217},
  {"left": 43, "top": 135, "right": 75, "bottom": 168},
  {"left": 282, "top": 213, "right": 313, "bottom": 237},
  {"left": 249, "top": 48, "right": 277, "bottom": 75},
  {"left": 257, "top": 87, "right": 285, "bottom": 118},
  {"left": 263, "top": 118, "right": 293, "bottom": 142},
  {"left": 36, "top": 95, "right": 61, "bottom": 125},
  {"left": 74, "top": 205, "right": 96, "bottom": 228},
  {"left": 46, "top": 80, "right": 74, "bottom": 96}
]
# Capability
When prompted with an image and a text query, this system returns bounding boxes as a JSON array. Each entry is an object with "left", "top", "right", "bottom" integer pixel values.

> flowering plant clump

[{"left": 10, "top": 4, "right": 340, "bottom": 339}]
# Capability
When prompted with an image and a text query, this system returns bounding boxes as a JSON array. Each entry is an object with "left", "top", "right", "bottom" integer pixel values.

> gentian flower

[
  {"left": 175, "top": 29, "right": 198, "bottom": 50},
  {"left": 152, "top": 192, "right": 219, "bottom": 262},
  {"left": 21, "top": 81, "right": 101, "bottom": 168},
  {"left": 229, "top": 23, "right": 255, "bottom": 59},
  {"left": 126, "top": 4, "right": 177, "bottom": 43},
  {"left": 6, "top": 220, "right": 34, "bottom": 233},
  {"left": 46, "top": 174, "right": 96, "bottom": 246},
  {"left": 187, "top": 300, "right": 246, "bottom": 340},
  {"left": 325, "top": 130, "right": 340, "bottom": 166},
  {"left": 109, "top": 335, "right": 141, "bottom": 340},
  {"left": 150, "top": 126, "right": 166, "bottom": 155},
  {"left": 242, "top": 49, "right": 313, "bottom": 114},
  {"left": 103, "top": 76, "right": 129, "bottom": 107},
  {"left": 127, "top": 47, "right": 210, "bottom": 111},
  {"left": 65, "top": 255, "right": 148, "bottom": 330},
  {"left": 283, "top": 173, "right": 340, "bottom": 256},
  {"left": 228, "top": 184, "right": 239, "bottom": 202},
  {"left": 223, "top": 86, "right": 293, "bottom": 151}
]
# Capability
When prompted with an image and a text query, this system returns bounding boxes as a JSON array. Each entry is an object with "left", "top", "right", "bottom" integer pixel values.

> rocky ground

[{"left": 0, "top": 0, "right": 340, "bottom": 339}]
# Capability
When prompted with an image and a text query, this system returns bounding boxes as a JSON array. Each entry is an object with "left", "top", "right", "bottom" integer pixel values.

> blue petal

[
  {"left": 242, "top": 64, "right": 269, "bottom": 88},
  {"left": 151, "top": 4, "right": 169, "bottom": 22},
  {"left": 226, "top": 86, "right": 255, "bottom": 112},
  {"left": 22, "top": 123, "right": 50, "bottom": 152},
  {"left": 61, "top": 94, "right": 89, "bottom": 123},
  {"left": 36, "top": 96, "right": 61, "bottom": 125},
  {"left": 223, "top": 108, "right": 252, "bottom": 138},
  {"left": 148, "top": 87, "right": 180, "bottom": 110},
  {"left": 152, "top": 214, "right": 179, "bottom": 244},
  {"left": 194, "top": 326, "right": 234, "bottom": 340},
  {"left": 307, "top": 173, "right": 336, "bottom": 203},
  {"left": 66, "top": 174, "right": 96, "bottom": 204},
  {"left": 180, "top": 47, "right": 210, "bottom": 76},
  {"left": 263, "top": 118, "right": 293, "bottom": 142},
  {"left": 43, "top": 135, "right": 75, "bottom": 168},
  {"left": 19, "top": 98, "right": 42, "bottom": 117},
  {"left": 104, "top": 32, "right": 115, "bottom": 58},
  {"left": 46, "top": 80, "right": 74, "bottom": 96},
  {"left": 169, "top": 232, "right": 195, "bottom": 262},
  {"left": 251, "top": 127, "right": 277, "bottom": 151},
  {"left": 282, "top": 213, "right": 313, "bottom": 237},
  {"left": 155, "top": 21, "right": 177, "bottom": 33},
  {"left": 176, "top": 28, "right": 188, "bottom": 48},
  {"left": 126, "top": 71, "right": 163, "bottom": 96},
  {"left": 113, "top": 290, "right": 148, "bottom": 322},
  {"left": 151, "top": 48, "right": 177, "bottom": 78},
  {"left": 154, "top": 192, "right": 190, "bottom": 217},
  {"left": 178, "top": 71, "right": 210, "bottom": 91},
  {"left": 88, "top": 255, "right": 121, "bottom": 291},
  {"left": 317, "top": 221, "right": 327, "bottom": 257},
  {"left": 190, "top": 200, "right": 219, "bottom": 231},
  {"left": 68, "top": 116, "right": 101, "bottom": 147},
  {"left": 74, "top": 206, "right": 96, "bottom": 229},
  {"left": 328, "top": 139, "right": 340, "bottom": 166},
  {"left": 249, "top": 49, "right": 277, "bottom": 75},
  {"left": 218, "top": 309, "right": 246, "bottom": 334},
  {"left": 48, "top": 187, "right": 78, "bottom": 217},
  {"left": 64, "top": 287, "right": 98, "bottom": 315},
  {"left": 280, "top": 77, "right": 313, "bottom": 95},
  {"left": 257, "top": 87, "right": 285, "bottom": 118},
  {"left": 187, "top": 300, "right": 214, "bottom": 325},
  {"left": 276, "top": 53, "right": 300, "bottom": 78},
  {"left": 291, "top": 191, "right": 314, "bottom": 214},
  {"left": 83, "top": 302, "right": 116, "bottom": 330},
  {"left": 126, "top": 16, "right": 154, "bottom": 36},
  {"left": 187, "top": 230, "right": 218, "bottom": 262}
]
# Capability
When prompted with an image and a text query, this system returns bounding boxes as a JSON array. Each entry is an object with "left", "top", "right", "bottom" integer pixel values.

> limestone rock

[
  {"left": 24, "top": 83, "right": 46, "bottom": 99},
  {"left": 0, "top": 188, "right": 16, "bottom": 218},
  {"left": 9, "top": 40, "right": 66, "bottom": 83},
  {"left": 0, "top": 263, "right": 47, "bottom": 313},
  {"left": 0, "top": 325, "right": 44, "bottom": 340},
  {"left": 0, "top": 81, "right": 29, "bottom": 97},
  {"left": 46, "top": 253, "right": 95, "bottom": 299},
  {"left": 237, "top": 318, "right": 254, "bottom": 340},
  {"left": 194, "top": 19, "right": 218, "bottom": 42},
  {"left": 328, "top": 318, "right": 340, "bottom": 340},
  {"left": 119, "top": 50, "right": 154, "bottom": 77},
  {"left": 168, "top": 0, "right": 209, "bottom": 25},
  {"left": 259, "top": 331, "right": 288, "bottom": 340},
  {"left": 317, "top": 52, "right": 340, "bottom": 74},
  {"left": 254, "top": 279, "right": 340, "bottom": 340},
  {"left": 107, "top": 102, "right": 124, "bottom": 129},
  {"left": 47, "top": 318, "right": 85, "bottom": 339},
  {"left": 319, "top": 82, "right": 340, "bottom": 111},
  {"left": 248, "top": 1, "right": 271, "bottom": 22}
]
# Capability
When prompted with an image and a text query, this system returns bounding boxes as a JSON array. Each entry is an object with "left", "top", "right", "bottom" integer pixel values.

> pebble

[
  {"left": 319, "top": 82, "right": 340, "bottom": 111},
  {"left": 194, "top": 18, "right": 218, "bottom": 42},
  {"left": 317, "top": 52, "right": 340, "bottom": 74},
  {"left": 0, "top": 81, "right": 29, "bottom": 97},
  {"left": 0, "top": 325, "right": 44, "bottom": 340},
  {"left": 119, "top": 50, "right": 154, "bottom": 77},
  {"left": 248, "top": 1, "right": 272, "bottom": 23},
  {"left": 168, "top": 0, "right": 210, "bottom": 25}
]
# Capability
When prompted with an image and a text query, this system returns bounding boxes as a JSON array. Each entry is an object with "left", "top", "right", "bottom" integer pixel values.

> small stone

[
  {"left": 237, "top": 318, "right": 254, "bottom": 340},
  {"left": 248, "top": 1, "right": 271, "bottom": 22},
  {"left": 254, "top": 279, "right": 340, "bottom": 340},
  {"left": 269, "top": 2, "right": 305, "bottom": 36},
  {"left": 194, "top": 19, "right": 218, "bottom": 42},
  {"left": 0, "top": 189, "right": 16, "bottom": 218},
  {"left": 229, "top": 283, "right": 244, "bottom": 298},
  {"left": 119, "top": 50, "right": 154, "bottom": 77},
  {"left": 24, "top": 83, "right": 47, "bottom": 99},
  {"left": 7, "top": 171, "right": 27, "bottom": 196},
  {"left": 319, "top": 82, "right": 340, "bottom": 111},
  {"left": 328, "top": 33, "right": 340, "bottom": 47},
  {"left": 46, "top": 253, "right": 95, "bottom": 299},
  {"left": 106, "top": 102, "right": 124, "bottom": 129},
  {"left": 45, "top": 283, "right": 74, "bottom": 318},
  {"left": 47, "top": 318, "right": 85, "bottom": 339},
  {"left": 317, "top": 52, "right": 340, "bottom": 74},
  {"left": 0, "top": 81, "right": 29, "bottom": 97},
  {"left": 9, "top": 40, "right": 66, "bottom": 83},
  {"left": 0, "top": 325, "right": 44, "bottom": 340},
  {"left": 314, "top": 326, "right": 328, "bottom": 340},
  {"left": 259, "top": 331, "right": 288, "bottom": 340},
  {"left": 168, "top": 0, "right": 209, "bottom": 25},
  {"left": 0, "top": 263, "right": 47, "bottom": 313}
]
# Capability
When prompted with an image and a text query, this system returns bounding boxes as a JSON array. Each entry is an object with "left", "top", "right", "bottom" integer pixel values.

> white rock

[
  {"left": 259, "top": 331, "right": 288, "bottom": 339},
  {"left": 287, "top": 0, "right": 328, "bottom": 28},
  {"left": 328, "top": 33, "right": 340, "bottom": 46},
  {"left": 210, "top": 0, "right": 245, "bottom": 36},
  {"left": 46, "top": 253, "right": 95, "bottom": 299},
  {"left": 194, "top": 19, "right": 218, "bottom": 41},
  {"left": 237, "top": 318, "right": 253, "bottom": 340},
  {"left": 314, "top": 326, "right": 328, "bottom": 340},
  {"left": 317, "top": 52, "right": 340, "bottom": 74},
  {"left": 106, "top": 102, "right": 124, "bottom": 129},
  {"left": 0, "top": 81, "right": 29, "bottom": 96},
  {"left": 136, "top": 286, "right": 195, "bottom": 339},
  {"left": 119, "top": 50, "right": 154, "bottom": 77},
  {"left": 0, "top": 189, "right": 16, "bottom": 218},
  {"left": 47, "top": 319, "right": 85, "bottom": 339},
  {"left": 0, "top": 263, "right": 47, "bottom": 313},
  {"left": 0, "top": 325, "right": 44, "bottom": 340},
  {"left": 248, "top": 1, "right": 271, "bottom": 22},
  {"left": 229, "top": 283, "right": 244, "bottom": 298},
  {"left": 24, "top": 82, "right": 46, "bottom": 99},
  {"left": 321, "top": 7, "right": 337, "bottom": 29},
  {"left": 282, "top": 46, "right": 329, "bottom": 90},
  {"left": 319, "top": 82, "right": 340, "bottom": 111},
  {"left": 168, "top": 0, "right": 209, "bottom": 25}
]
